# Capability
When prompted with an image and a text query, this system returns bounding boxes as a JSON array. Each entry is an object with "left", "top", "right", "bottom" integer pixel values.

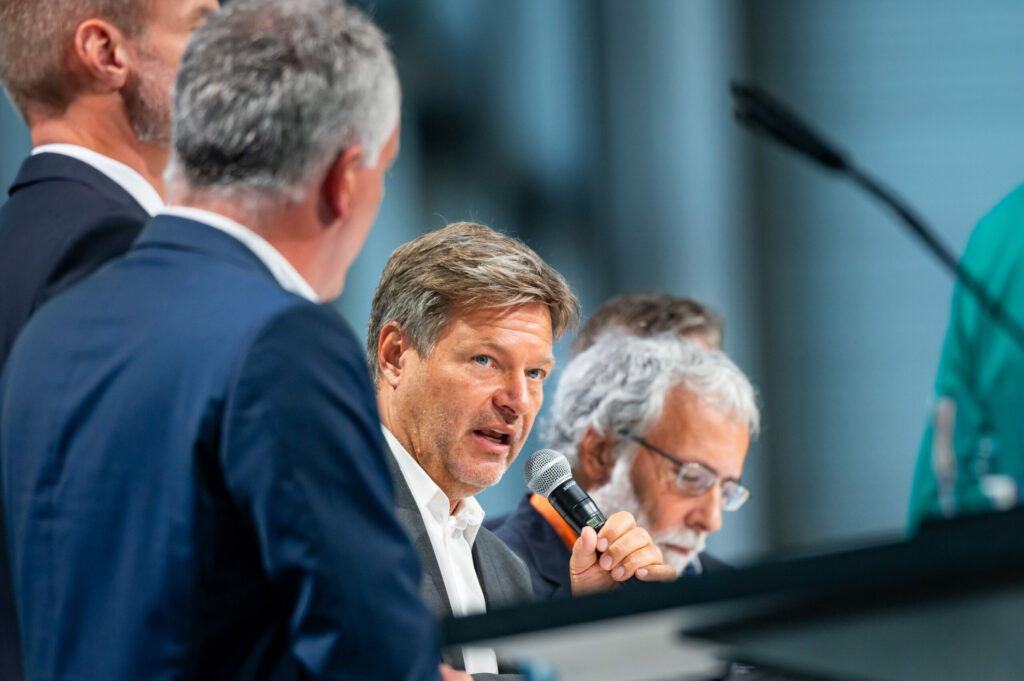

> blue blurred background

[{"left": 3, "top": 0, "right": 1024, "bottom": 565}]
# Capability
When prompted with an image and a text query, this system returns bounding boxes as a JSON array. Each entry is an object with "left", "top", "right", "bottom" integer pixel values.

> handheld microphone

[{"left": 524, "top": 449, "right": 606, "bottom": 535}]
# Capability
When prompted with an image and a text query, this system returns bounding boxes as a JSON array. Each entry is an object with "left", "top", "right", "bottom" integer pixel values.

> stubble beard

[{"left": 125, "top": 42, "right": 174, "bottom": 145}]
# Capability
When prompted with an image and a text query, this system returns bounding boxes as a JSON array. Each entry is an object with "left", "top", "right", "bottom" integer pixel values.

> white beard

[{"left": 589, "top": 454, "right": 706, "bottom": 576}]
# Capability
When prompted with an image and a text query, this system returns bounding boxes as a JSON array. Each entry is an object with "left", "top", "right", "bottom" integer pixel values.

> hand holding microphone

[{"left": 525, "top": 449, "right": 676, "bottom": 595}]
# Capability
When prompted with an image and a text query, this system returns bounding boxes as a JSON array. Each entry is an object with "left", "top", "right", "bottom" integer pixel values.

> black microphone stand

[{"left": 731, "top": 82, "right": 1024, "bottom": 354}]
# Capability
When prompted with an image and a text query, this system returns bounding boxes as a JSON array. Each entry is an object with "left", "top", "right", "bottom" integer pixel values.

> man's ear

[
  {"left": 377, "top": 321, "right": 411, "bottom": 388},
  {"left": 578, "top": 426, "right": 616, "bottom": 487},
  {"left": 321, "top": 144, "right": 365, "bottom": 224},
  {"left": 73, "top": 19, "right": 132, "bottom": 92}
]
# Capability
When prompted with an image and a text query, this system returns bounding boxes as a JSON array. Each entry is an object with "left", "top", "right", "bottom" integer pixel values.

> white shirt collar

[
  {"left": 32, "top": 143, "right": 164, "bottom": 217},
  {"left": 159, "top": 205, "right": 320, "bottom": 303},
  {"left": 382, "top": 426, "right": 485, "bottom": 545}
]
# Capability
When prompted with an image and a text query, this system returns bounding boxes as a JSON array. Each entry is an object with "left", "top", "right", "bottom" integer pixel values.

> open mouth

[{"left": 475, "top": 428, "right": 511, "bottom": 446}]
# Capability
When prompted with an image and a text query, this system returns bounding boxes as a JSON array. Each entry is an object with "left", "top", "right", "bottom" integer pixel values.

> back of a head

[
  {"left": 0, "top": 0, "right": 147, "bottom": 119},
  {"left": 167, "top": 0, "right": 399, "bottom": 205},
  {"left": 366, "top": 221, "right": 580, "bottom": 383},
  {"left": 547, "top": 332, "right": 759, "bottom": 470},
  {"left": 570, "top": 293, "right": 724, "bottom": 357}
]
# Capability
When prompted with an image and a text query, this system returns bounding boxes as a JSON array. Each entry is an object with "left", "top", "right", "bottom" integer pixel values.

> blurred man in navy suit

[
  {"left": 0, "top": 0, "right": 220, "bottom": 365},
  {"left": 1, "top": 1, "right": 450, "bottom": 679},
  {"left": 0, "top": 2, "right": 217, "bottom": 676}
]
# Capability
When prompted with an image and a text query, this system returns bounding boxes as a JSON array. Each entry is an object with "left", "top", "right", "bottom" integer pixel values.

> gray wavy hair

[
  {"left": 546, "top": 332, "right": 760, "bottom": 470},
  {"left": 166, "top": 0, "right": 399, "bottom": 203}
]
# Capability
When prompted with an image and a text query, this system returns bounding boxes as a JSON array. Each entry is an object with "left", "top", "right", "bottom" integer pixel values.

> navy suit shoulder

[
  {"left": 0, "top": 153, "right": 149, "bottom": 365},
  {"left": 1, "top": 215, "right": 441, "bottom": 681}
]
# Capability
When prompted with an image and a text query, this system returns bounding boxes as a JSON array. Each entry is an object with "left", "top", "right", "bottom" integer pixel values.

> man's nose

[
  {"left": 495, "top": 372, "right": 534, "bottom": 418},
  {"left": 686, "top": 486, "right": 723, "bottom": 534}
]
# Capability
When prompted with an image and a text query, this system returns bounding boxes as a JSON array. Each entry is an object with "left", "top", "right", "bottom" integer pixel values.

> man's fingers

[
  {"left": 569, "top": 525, "right": 599, "bottom": 574},
  {"left": 610, "top": 544, "right": 664, "bottom": 580},
  {"left": 636, "top": 563, "right": 678, "bottom": 582},
  {"left": 598, "top": 526, "right": 654, "bottom": 572},
  {"left": 595, "top": 510, "right": 637, "bottom": 550}
]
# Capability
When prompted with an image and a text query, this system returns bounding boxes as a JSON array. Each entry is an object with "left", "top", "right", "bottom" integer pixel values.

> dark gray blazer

[{"left": 386, "top": 452, "right": 532, "bottom": 681}]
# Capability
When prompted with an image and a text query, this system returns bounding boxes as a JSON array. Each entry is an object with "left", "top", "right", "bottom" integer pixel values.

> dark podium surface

[{"left": 445, "top": 507, "right": 1024, "bottom": 681}]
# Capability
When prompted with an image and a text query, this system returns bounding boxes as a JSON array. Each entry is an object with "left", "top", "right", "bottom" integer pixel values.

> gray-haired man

[
  {"left": 496, "top": 332, "right": 759, "bottom": 599},
  {"left": 1, "top": 2, "right": 452, "bottom": 680}
]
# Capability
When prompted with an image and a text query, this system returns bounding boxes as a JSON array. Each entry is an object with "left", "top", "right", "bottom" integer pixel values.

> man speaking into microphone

[{"left": 369, "top": 222, "right": 675, "bottom": 679}]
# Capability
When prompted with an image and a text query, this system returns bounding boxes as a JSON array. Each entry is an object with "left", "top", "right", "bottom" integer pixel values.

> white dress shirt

[
  {"left": 32, "top": 143, "right": 164, "bottom": 216},
  {"left": 159, "top": 206, "right": 319, "bottom": 302},
  {"left": 382, "top": 427, "right": 499, "bottom": 675}
]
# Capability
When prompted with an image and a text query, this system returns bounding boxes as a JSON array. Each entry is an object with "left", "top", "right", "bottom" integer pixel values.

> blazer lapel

[
  {"left": 471, "top": 538, "right": 502, "bottom": 607},
  {"left": 384, "top": 452, "right": 465, "bottom": 670},
  {"left": 384, "top": 451, "right": 454, "bottom": 618},
  {"left": 133, "top": 215, "right": 279, "bottom": 287}
]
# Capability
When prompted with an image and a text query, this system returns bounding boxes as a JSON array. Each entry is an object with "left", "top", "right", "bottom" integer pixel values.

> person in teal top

[{"left": 908, "top": 184, "right": 1024, "bottom": 533}]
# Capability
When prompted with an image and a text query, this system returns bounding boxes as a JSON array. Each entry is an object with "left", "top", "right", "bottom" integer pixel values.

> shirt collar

[
  {"left": 32, "top": 143, "right": 164, "bottom": 216},
  {"left": 159, "top": 206, "right": 319, "bottom": 302},
  {"left": 382, "top": 426, "right": 485, "bottom": 545}
]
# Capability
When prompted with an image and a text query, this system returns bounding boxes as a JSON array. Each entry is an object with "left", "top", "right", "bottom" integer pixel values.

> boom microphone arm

[{"left": 731, "top": 82, "right": 1024, "bottom": 354}]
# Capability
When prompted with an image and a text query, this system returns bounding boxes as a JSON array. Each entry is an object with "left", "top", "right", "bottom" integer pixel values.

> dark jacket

[
  {"left": 387, "top": 453, "right": 532, "bottom": 681},
  {"left": 1, "top": 215, "right": 442, "bottom": 681},
  {"left": 0, "top": 151, "right": 151, "bottom": 681}
]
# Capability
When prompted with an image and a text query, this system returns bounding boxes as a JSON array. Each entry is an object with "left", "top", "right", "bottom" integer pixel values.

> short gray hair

[
  {"left": 546, "top": 332, "right": 760, "bottom": 470},
  {"left": 0, "top": 0, "right": 149, "bottom": 119},
  {"left": 367, "top": 222, "right": 580, "bottom": 384},
  {"left": 167, "top": 0, "right": 399, "bottom": 203}
]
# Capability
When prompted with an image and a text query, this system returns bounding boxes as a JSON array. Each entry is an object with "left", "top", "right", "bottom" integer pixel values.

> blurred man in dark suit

[
  {"left": 0, "top": 2, "right": 217, "bottom": 676},
  {"left": 0, "top": 0, "right": 220, "bottom": 364},
  {"left": 1, "top": 2, "right": 451, "bottom": 679},
  {"left": 493, "top": 295, "right": 758, "bottom": 598}
]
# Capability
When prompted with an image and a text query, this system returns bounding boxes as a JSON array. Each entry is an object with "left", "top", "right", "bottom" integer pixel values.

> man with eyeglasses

[{"left": 494, "top": 331, "right": 759, "bottom": 597}]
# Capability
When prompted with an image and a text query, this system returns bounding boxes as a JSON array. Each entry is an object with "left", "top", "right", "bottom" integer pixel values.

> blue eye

[
  {"left": 473, "top": 355, "right": 492, "bottom": 366},
  {"left": 526, "top": 368, "right": 546, "bottom": 380}
]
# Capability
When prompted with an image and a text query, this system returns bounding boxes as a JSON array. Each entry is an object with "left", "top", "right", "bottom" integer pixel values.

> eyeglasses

[{"left": 626, "top": 434, "right": 751, "bottom": 512}]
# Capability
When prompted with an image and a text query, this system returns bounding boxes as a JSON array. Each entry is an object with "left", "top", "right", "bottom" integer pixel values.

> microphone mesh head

[{"left": 524, "top": 449, "right": 572, "bottom": 498}]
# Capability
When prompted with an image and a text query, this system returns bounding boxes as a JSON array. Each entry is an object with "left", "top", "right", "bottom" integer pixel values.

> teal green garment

[{"left": 908, "top": 184, "right": 1024, "bottom": 533}]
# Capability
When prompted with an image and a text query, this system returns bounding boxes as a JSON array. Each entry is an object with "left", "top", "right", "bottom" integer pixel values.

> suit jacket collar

[
  {"left": 386, "top": 451, "right": 534, "bottom": 675},
  {"left": 385, "top": 450, "right": 455, "bottom": 615},
  {"left": 9, "top": 152, "right": 149, "bottom": 216},
  {"left": 134, "top": 214, "right": 279, "bottom": 289}
]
